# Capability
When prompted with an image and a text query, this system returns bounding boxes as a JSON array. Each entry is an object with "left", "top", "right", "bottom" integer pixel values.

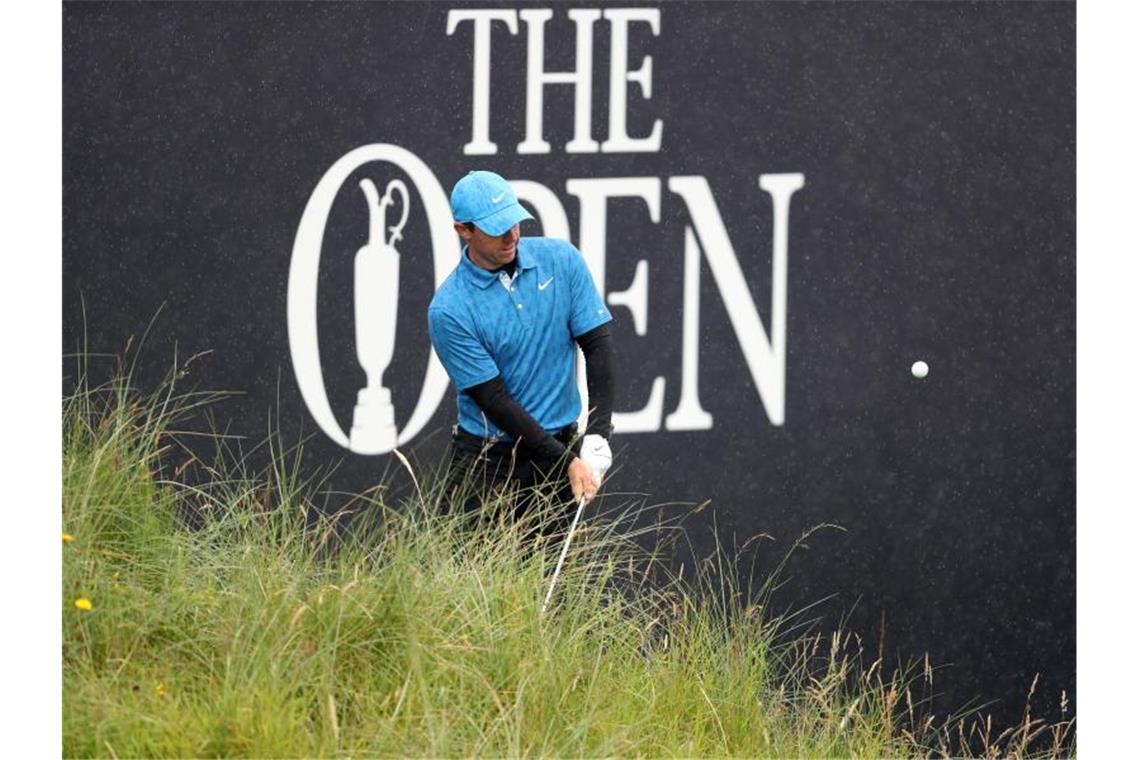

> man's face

[{"left": 454, "top": 222, "right": 520, "bottom": 271}]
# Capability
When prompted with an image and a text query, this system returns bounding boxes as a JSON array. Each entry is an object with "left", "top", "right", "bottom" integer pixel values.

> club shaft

[{"left": 542, "top": 496, "right": 588, "bottom": 614}]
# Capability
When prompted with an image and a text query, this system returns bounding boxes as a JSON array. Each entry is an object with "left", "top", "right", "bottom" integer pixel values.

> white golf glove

[{"left": 579, "top": 434, "right": 612, "bottom": 483}]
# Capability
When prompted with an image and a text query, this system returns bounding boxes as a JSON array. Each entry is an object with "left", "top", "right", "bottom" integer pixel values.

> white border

[
  {"left": 1077, "top": 0, "right": 1139, "bottom": 755},
  {"left": 7, "top": 0, "right": 1121, "bottom": 754},
  {"left": 1, "top": 1, "right": 62, "bottom": 755}
]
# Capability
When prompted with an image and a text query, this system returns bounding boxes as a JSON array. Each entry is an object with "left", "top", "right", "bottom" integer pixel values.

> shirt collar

[{"left": 459, "top": 240, "right": 536, "bottom": 289}]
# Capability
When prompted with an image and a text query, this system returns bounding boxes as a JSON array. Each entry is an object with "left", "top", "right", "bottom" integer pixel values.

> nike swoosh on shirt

[
  {"left": 538, "top": 277, "right": 555, "bottom": 290},
  {"left": 491, "top": 191, "right": 507, "bottom": 204}
]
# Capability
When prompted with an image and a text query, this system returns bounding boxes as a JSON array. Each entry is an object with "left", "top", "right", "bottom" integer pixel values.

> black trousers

[{"left": 443, "top": 424, "right": 579, "bottom": 538}]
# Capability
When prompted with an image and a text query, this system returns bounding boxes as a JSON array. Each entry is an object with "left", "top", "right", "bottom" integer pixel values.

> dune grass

[{"left": 61, "top": 353, "right": 1074, "bottom": 758}]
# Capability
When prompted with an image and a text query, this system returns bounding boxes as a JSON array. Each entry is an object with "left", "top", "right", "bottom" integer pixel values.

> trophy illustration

[{"left": 349, "top": 177, "right": 409, "bottom": 454}]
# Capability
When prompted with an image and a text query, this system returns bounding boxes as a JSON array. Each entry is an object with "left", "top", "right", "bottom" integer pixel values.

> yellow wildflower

[
  {"left": 74, "top": 598, "right": 93, "bottom": 611},
  {"left": 62, "top": 533, "right": 74, "bottom": 543},
  {"left": 155, "top": 682, "right": 166, "bottom": 697}
]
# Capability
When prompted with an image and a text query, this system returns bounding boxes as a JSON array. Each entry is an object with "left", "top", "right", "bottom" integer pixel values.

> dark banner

[{"left": 63, "top": 1, "right": 1075, "bottom": 724}]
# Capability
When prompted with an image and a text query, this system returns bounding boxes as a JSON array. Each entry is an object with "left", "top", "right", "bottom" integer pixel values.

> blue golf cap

[{"left": 450, "top": 170, "right": 534, "bottom": 236}]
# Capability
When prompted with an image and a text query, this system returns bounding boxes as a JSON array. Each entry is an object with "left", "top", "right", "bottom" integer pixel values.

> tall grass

[{"left": 61, "top": 352, "right": 1074, "bottom": 758}]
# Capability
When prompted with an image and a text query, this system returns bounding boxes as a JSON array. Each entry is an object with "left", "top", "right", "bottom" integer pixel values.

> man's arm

[
  {"left": 466, "top": 322, "right": 614, "bottom": 454},
  {"left": 563, "top": 239, "right": 615, "bottom": 452},
  {"left": 574, "top": 323, "right": 615, "bottom": 438},
  {"left": 467, "top": 321, "right": 614, "bottom": 501},
  {"left": 464, "top": 378, "right": 567, "bottom": 464},
  {"left": 464, "top": 378, "right": 599, "bottom": 501}
]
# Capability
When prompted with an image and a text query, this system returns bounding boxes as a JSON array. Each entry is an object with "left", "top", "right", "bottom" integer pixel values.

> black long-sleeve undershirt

[
  {"left": 464, "top": 323, "right": 615, "bottom": 466},
  {"left": 576, "top": 324, "right": 615, "bottom": 438}
]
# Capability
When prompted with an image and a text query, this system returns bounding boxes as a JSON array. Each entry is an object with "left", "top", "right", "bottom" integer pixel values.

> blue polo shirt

[{"left": 428, "top": 237, "right": 612, "bottom": 440}]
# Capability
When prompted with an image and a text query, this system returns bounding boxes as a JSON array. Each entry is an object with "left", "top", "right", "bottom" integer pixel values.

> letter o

[{"left": 287, "top": 144, "right": 456, "bottom": 454}]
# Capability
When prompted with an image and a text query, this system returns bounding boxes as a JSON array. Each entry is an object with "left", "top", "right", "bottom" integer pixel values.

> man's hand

[
  {"left": 567, "top": 457, "right": 599, "bottom": 503},
  {"left": 579, "top": 434, "right": 612, "bottom": 483}
]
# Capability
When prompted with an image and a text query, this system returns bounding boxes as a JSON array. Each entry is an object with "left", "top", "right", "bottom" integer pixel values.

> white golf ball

[{"left": 911, "top": 360, "right": 929, "bottom": 379}]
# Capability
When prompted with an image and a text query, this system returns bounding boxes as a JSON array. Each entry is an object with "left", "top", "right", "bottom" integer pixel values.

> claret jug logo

[
  {"left": 288, "top": 145, "right": 458, "bottom": 455},
  {"left": 288, "top": 7, "right": 805, "bottom": 456}
]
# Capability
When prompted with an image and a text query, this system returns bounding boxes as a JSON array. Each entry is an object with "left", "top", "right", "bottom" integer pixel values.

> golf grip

[{"left": 542, "top": 496, "right": 589, "bottom": 614}]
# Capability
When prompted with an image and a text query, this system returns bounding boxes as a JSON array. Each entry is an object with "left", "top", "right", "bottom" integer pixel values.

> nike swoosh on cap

[{"left": 491, "top": 191, "right": 507, "bottom": 204}]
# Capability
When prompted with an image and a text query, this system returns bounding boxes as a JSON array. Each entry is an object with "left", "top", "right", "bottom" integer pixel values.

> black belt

[{"left": 452, "top": 423, "right": 578, "bottom": 453}]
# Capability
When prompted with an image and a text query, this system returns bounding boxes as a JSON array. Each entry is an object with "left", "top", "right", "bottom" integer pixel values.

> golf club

[{"left": 542, "top": 495, "right": 588, "bottom": 614}]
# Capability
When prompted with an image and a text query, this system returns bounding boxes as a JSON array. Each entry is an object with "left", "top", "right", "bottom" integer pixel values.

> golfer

[{"left": 428, "top": 170, "right": 615, "bottom": 529}]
